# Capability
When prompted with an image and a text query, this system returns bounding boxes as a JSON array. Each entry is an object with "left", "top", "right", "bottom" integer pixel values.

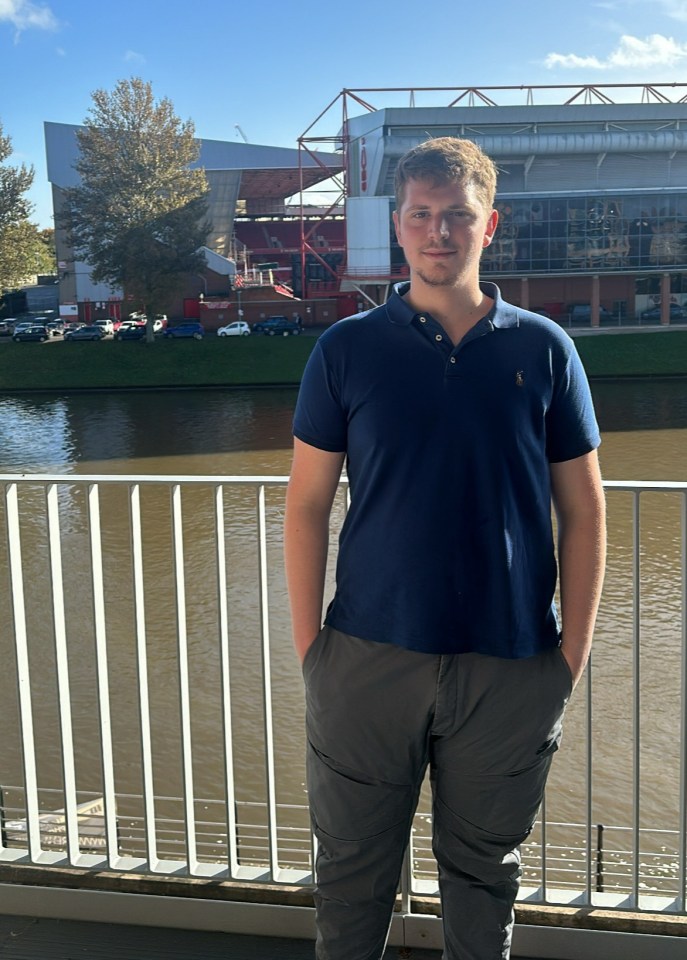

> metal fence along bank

[{"left": 0, "top": 474, "right": 685, "bottom": 958}]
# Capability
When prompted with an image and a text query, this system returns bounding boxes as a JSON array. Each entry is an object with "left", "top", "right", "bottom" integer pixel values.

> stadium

[{"left": 45, "top": 83, "right": 687, "bottom": 329}]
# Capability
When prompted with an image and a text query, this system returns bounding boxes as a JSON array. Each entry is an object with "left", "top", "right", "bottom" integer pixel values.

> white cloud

[
  {"left": 0, "top": 0, "right": 57, "bottom": 31},
  {"left": 545, "top": 33, "right": 687, "bottom": 70},
  {"left": 545, "top": 52, "right": 606, "bottom": 69},
  {"left": 641, "top": 1, "right": 687, "bottom": 23},
  {"left": 124, "top": 49, "right": 146, "bottom": 64},
  {"left": 594, "top": 0, "right": 687, "bottom": 23},
  {"left": 610, "top": 33, "right": 687, "bottom": 65}
]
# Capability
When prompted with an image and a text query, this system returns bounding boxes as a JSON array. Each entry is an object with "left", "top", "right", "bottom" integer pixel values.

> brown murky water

[{"left": 0, "top": 380, "right": 685, "bottom": 881}]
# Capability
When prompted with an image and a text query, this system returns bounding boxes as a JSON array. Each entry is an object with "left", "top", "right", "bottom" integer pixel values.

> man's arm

[
  {"left": 284, "top": 438, "right": 345, "bottom": 663},
  {"left": 550, "top": 449, "right": 606, "bottom": 688}
]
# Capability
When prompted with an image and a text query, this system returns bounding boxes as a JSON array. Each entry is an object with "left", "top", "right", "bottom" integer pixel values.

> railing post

[
  {"left": 256, "top": 484, "right": 279, "bottom": 881},
  {"left": 596, "top": 823, "right": 605, "bottom": 893},
  {"left": 679, "top": 488, "right": 687, "bottom": 913},
  {"left": 399, "top": 843, "right": 412, "bottom": 915},
  {"left": 631, "top": 490, "right": 641, "bottom": 907},
  {"left": 0, "top": 786, "right": 7, "bottom": 849},
  {"left": 540, "top": 792, "right": 547, "bottom": 901}
]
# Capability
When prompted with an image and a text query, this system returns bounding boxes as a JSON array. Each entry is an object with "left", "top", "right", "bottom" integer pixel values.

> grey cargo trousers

[{"left": 302, "top": 627, "right": 573, "bottom": 960}]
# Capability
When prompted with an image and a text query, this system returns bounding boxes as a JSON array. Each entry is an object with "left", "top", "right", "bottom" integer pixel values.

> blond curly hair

[{"left": 394, "top": 137, "right": 497, "bottom": 211}]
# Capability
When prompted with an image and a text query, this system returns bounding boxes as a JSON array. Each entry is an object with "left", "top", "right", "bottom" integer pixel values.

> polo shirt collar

[{"left": 386, "top": 280, "right": 520, "bottom": 330}]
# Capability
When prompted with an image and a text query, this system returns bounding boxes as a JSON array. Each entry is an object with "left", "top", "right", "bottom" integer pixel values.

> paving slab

[{"left": 0, "top": 915, "right": 546, "bottom": 960}]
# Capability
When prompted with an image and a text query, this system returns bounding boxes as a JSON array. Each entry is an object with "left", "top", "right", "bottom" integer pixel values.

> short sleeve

[
  {"left": 545, "top": 341, "right": 601, "bottom": 463},
  {"left": 293, "top": 340, "right": 348, "bottom": 452}
]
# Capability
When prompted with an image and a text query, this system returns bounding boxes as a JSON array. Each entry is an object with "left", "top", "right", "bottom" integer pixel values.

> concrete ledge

[
  {"left": 1, "top": 864, "right": 685, "bottom": 938},
  {"left": 412, "top": 896, "right": 687, "bottom": 937},
  {"left": 2, "top": 884, "right": 686, "bottom": 960},
  {"left": 0, "top": 863, "right": 315, "bottom": 907},
  {"left": 515, "top": 903, "right": 687, "bottom": 938}
]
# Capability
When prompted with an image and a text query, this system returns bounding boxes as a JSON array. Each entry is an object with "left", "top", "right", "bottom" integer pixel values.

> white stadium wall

[{"left": 345, "top": 197, "right": 391, "bottom": 276}]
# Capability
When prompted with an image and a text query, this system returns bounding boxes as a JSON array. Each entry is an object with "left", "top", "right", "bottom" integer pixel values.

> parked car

[
  {"left": 640, "top": 303, "right": 686, "bottom": 323},
  {"left": 163, "top": 321, "right": 204, "bottom": 340},
  {"left": 12, "top": 321, "right": 35, "bottom": 335},
  {"left": 124, "top": 313, "right": 166, "bottom": 332},
  {"left": 12, "top": 324, "right": 49, "bottom": 343},
  {"left": 64, "top": 325, "right": 105, "bottom": 341},
  {"left": 252, "top": 315, "right": 302, "bottom": 336},
  {"left": 94, "top": 318, "right": 115, "bottom": 336},
  {"left": 0, "top": 321, "right": 13, "bottom": 336},
  {"left": 46, "top": 320, "right": 65, "bottom": 337},
  {"left": 567, "top": 304, "right": 615, "bottom": 325},
  {"left": 217, "top": 321, "right": 250, "bottom": 337},
  {"left": 116, "top": 325, "right": 148, "bottom": 340},
  {"left": 62, "top": 323, "right": 84, "bottom": 337}
]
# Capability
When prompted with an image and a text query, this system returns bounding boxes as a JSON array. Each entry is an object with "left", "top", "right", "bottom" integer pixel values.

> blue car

[
  {"left": 640, "top": 303, "right": 686, "bottom": 323},
  {"left": 163, "top": 322, "right": 205, "bottom": 340}
]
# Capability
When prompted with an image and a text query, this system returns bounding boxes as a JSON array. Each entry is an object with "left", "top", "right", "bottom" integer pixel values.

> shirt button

[
  {"left": 418, "top": 316, "right": 427, "bottom": 323},
  {"left": 450, "top": 356, "right": 456, "bottom": 364},
  {"left": 435, "top": 334, "right": 442, "bottom": 342}
]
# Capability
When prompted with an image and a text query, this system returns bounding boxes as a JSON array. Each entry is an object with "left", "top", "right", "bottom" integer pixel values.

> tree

[
  {"left": 38, "top": 228, "right": 57, "bottom": 274},
  {"left": 0, "top": 221, "right": 56, "bottom": 290},
  {"left": 63, "top": 78, "right": 210, "bottom": 339},
  {"left": 0, "top": 121, "right": 37, "bottom": 290}
]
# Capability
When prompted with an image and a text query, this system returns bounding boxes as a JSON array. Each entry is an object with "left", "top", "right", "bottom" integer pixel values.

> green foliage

[
  {"left": 38, "top": 228, "right": 57, "bottom": 273},
  {"left": 62, "top": 77, "right": 210, "bottom": 323},
  {"left": 0, "top": 120, "right": 38, "bottom": 290},
  {"left": 0, "top": 220, "right": 56, "bottom": 290},
  {"left": 0, "top": 123, "right": 34, "bottom": 230}
]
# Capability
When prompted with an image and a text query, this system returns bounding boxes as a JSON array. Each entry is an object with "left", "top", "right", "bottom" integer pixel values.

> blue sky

[{"left": 2, "top": 0, "right": 687, "bottom": 227}]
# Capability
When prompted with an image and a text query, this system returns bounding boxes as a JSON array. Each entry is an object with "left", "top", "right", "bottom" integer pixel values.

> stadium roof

[{"left": 44, "top": 122, "right": 342, "bottom": 199}]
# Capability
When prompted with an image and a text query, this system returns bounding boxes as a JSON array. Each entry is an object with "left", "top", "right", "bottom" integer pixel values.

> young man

[{"left": 284, "top": 137, "right": 606, "bottom": 960}]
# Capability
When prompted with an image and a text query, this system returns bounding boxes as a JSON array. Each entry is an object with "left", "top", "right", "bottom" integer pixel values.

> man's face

[{"left": 393, "top": 178, "right": 498, "bottom": 290}]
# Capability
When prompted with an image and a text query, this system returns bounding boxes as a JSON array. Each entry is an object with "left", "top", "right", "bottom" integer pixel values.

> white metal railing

[{"left": 0, "top": 475, "right": 685, "bottom": 919}]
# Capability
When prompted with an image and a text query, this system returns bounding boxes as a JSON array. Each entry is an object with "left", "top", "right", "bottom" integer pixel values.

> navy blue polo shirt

[{"left": 293, "top": 282, "right": 600, "bottom": 658}]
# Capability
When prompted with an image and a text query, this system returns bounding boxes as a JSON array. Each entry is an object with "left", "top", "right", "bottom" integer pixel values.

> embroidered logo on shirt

[{"left": 515, "top": 370, "right": 525, "bottom": 387}]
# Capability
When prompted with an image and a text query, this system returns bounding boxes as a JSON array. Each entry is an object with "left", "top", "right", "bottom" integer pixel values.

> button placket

[
  {"left": 446, "top": 352, "right": 460, "bottom": 376},
  {"left": 415, "top": 313, "right": 452, "bottom": 357}
]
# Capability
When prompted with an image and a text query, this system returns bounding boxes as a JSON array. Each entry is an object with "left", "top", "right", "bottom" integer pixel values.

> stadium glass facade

[
  {"left": 483, "top": 194, "right": 687, "bottom": 275},
  {"left": 315, "top": 86, "right": 687, "bottom": 324}
]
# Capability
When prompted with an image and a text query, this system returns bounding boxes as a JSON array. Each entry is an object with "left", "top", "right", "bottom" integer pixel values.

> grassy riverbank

[
  {"left": 0, "top": 335, "right": 315, "bottom": 391},
  {"left": 571, "top": 328, "right": 687, "bottom": 378},
  {"left": 0, "top": 328, "right": 685, "bottom": 392}
]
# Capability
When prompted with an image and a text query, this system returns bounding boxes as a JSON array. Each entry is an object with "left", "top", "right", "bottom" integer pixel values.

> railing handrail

[
  {"left": 1, "top": 474, "right": 686, "bottom": 491},
  {"left": 0, "top": 474, "right": 293, "bottom": 484}
]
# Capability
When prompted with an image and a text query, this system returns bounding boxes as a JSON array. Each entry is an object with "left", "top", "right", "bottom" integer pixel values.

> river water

[
  {"left": 0, "top": 378, "right": 684, "bottom": 478},
  {"left": 0, "top": 380, "right": 685, "bottom": 883}
]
